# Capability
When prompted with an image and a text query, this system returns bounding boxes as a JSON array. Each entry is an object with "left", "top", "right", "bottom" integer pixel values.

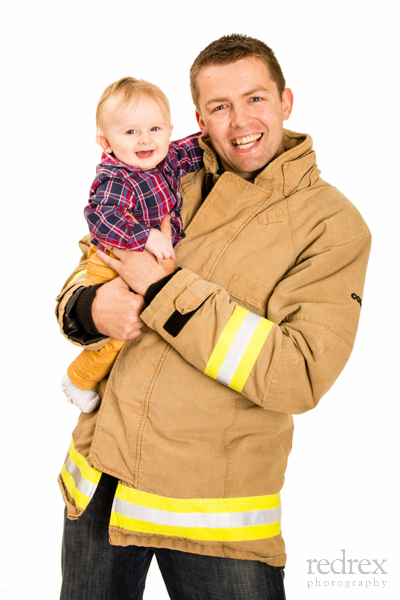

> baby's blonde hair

[{"left": 96, "top": 77, "right": 171, "bottom": 132}]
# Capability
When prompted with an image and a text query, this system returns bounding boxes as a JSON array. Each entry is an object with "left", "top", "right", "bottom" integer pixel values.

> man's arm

[
  {"left": 56, "top": 236, "right": 145, "bottom": 347},
  {"left": 97, "top": 220, "right": 371, "bottom": 416}
]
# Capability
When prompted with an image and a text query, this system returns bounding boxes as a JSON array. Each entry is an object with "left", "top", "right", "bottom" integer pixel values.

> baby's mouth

[
  {"left": 231, "top": 134, "right": 263, "bottom": 149},
  {"left": 136, "top": 150, "right": 155, "bottom": 159}
]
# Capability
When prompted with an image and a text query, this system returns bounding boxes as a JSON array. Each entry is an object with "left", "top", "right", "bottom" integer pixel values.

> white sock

[{"left": 61, "top": 373, "right": 100, "bottom": 413}]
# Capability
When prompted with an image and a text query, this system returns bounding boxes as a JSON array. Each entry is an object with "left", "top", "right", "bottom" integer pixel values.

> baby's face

[{"left": 99, "top": 94, "right": 172, "bottom": 169}]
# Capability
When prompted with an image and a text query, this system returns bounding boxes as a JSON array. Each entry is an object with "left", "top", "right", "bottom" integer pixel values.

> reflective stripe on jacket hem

[
  {"left": 204, "top": 306, "right": 274, "bottom": 392},
  {"left": 110, "top": 484, "right": 281, "bottom": 542},
  {"left": 60, "top": 439, "right": 102, "bottom": 510}
]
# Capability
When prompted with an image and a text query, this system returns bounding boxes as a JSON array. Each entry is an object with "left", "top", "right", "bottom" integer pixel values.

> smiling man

[
  {"left": 57, "top": 35, "right": 371, "bottom": 599},
  {"left": 194, "top": 56, "right": 293, "bottom": 179}
]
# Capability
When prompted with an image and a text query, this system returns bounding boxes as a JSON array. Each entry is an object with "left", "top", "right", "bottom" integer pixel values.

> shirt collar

[{"left": 99, "top": 151, "right": 161, "bottom": 173}]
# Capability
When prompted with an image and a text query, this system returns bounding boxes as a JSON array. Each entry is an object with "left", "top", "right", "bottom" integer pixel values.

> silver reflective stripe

[
  {"left": 73, "top": 273, "right": 86, "bottom": 284},
  {"left": 64, "top": 455, "right": 98, "bottom": 499},
  {"left": 217, "top": 312, "right": 262, "bottom": 386},
  {"left": 112, "top": 497, "right": 281, "bottom": 529}
]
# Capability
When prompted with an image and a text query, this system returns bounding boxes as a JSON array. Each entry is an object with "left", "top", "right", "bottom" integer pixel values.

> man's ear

[
  {"left": 282, "top": 88, "right": 294, "bottom": 122},
  {"left": 195, "top": 110, "right": 208, "bottom": 136},
  {"left": 96, "top": 134, "right": 113, "bottom": 153}
]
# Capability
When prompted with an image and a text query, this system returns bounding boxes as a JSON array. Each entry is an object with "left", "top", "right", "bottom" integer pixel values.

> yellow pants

[{"left": 67, "top": 245, "right": 124, "bottom": 390}]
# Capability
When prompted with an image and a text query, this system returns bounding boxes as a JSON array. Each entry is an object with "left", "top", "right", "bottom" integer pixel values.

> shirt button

[
  {"left": 177, "top": 192, "right": 181, "bottom": 198},
  {"left": 170, "top": 211, "right": 175, "bottom": 216}
]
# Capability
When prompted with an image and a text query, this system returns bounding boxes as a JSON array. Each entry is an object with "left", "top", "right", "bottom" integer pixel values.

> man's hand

[
  {"left": 92, "top": 276, "right": 145, "bottom": 340},
  {"left": 145, "top": 228, "right": 176, "bottom": 264},
  {"left": 96, "top": 215, "right": 176, "bottom": 296}
]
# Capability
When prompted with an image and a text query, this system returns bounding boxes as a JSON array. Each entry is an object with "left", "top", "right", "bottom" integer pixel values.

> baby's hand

[{"left": 145, "top": 228, "right": 176, "bottom": 264}]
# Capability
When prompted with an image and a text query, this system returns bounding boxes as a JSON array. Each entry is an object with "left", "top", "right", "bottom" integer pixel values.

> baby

[{"left": 61, "top": 77, "right": 203, "bottom": 412}]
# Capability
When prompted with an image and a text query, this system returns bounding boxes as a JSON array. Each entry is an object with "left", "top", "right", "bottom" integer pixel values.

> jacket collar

[{"left": 199, "top": 129, "right": 320, "bottom": 197}]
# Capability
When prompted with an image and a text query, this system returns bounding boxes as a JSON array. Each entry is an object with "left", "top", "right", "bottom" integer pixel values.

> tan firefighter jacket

[{"left": 56, "top": 129, "right": 371, "bottom": 567}]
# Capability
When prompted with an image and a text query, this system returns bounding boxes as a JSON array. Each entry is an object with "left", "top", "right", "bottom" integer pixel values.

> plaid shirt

[{"left": 85, "top": 133, "right": 203, "bottom": 252}]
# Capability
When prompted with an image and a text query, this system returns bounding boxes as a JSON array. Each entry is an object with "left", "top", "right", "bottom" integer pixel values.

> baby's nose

[{"left": 139, "top": 133, "right": 151, "bottom": 144}]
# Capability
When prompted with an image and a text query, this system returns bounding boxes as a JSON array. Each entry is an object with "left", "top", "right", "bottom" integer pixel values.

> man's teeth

[{"left": 231, "top": 134, "right": 262, "bottom": 149}]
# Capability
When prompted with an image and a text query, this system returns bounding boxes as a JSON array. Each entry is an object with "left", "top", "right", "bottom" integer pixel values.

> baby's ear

[
  {"left": 169, "top": 125, "right": 174, "bottom": 139},
  {"left": 96, "top": 134, "right": 112, "bottom": 153}
]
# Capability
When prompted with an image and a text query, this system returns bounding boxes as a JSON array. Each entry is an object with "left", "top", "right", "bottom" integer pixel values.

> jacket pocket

[{"left": 227, "top": 273, "right": 269, "bottom": 310}]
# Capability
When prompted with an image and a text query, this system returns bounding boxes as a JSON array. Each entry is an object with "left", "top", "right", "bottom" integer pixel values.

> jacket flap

[
  {"left": 257, "top": 209, "right": 285, "bottom": 226},
  {"left": 175, "top": 280, "right": 215, "bottom": 314}
]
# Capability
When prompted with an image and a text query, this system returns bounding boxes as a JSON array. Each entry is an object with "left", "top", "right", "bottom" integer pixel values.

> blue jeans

[{"left": 60, "top": 474, "right": 286, "bottom": 600}]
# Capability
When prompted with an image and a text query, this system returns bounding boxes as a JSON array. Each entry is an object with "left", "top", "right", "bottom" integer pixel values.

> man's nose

[{"left": 230, "top": 103, "right": 252, "bottom": 129}]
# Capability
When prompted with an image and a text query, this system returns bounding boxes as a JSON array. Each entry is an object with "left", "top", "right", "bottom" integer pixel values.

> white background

[{"left": 1, "top": 1, "right": 398, "bottom": 599}]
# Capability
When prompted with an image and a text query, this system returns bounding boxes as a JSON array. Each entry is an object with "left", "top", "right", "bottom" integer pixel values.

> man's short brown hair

[
  {"left": 96, "top": 77, "right": 171, "bottom": 132},
  {"left": 190, "top": 34, "right": 286, "bottom": 110}
]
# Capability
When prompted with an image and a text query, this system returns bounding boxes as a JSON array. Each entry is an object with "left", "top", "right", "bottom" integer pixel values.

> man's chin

[{"left": 226, "top": 155, "right": 271, "bottom": 178}]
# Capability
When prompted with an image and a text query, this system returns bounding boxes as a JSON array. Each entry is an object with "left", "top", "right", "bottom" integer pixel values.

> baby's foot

[{"left": 61, "top": 373, "right": 100, "bottom": 413}]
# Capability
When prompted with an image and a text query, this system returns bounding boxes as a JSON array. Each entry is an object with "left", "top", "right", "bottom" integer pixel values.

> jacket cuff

[
  {"left": 144, "top": 268, "right": 182, "bottom": 306},
  {"left": 63, "top": 285, "right": 107, "bottom": 346},
  {"left": 141, "top": 268, "right": 216, "bottom": 337},
  {"left": 72, "top": 284, "right": 103, "bottom": 335}
]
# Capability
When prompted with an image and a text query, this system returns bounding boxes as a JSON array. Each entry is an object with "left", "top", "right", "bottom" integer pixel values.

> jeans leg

[
  {"left": 60, "top": 473, "right": 153, "bottom": 600},
  {"left": 156, "top": 549, "right": 286, "bottom": 600}
]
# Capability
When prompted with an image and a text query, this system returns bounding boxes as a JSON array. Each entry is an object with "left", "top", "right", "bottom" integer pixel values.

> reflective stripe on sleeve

[
  {"left": 204, "top": 306, "right": 274, "bottom": 392},
  {"left": 60, "top": 439, "right": 102, "bottom": 510},
  {"left": 110, "top": 485, "right": 281, "bottom": 542},
  {"left": 68, "top": 269, "right": 87, "bottom": 286}
]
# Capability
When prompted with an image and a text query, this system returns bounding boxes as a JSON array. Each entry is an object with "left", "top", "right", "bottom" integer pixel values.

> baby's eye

[
  {"left": 126, "top": 129, "right": 136, "bottom": 135},
  {"left": 150, "top": 127, "right": 160, "bottom": 132}
]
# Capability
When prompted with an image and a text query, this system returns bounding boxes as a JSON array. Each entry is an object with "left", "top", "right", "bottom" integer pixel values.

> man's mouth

[
  {"left": 231, "top": 133, "right": 263, "bottom": 150},
  {"left": 136, "top": 150, "right": 155, "bottom": 159}
]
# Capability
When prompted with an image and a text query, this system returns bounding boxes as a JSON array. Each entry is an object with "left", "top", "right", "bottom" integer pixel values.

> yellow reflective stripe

[
  {"left": 110, "top": 513, "right": 281, "bottom": 542},
  {"left": 204, "top": 307, "right": 248, "bottom": 379},
  {"left": 115, "top": 484, "right": 280, "bottom": 513},
  {"left": 229, "top": 317, "right": 274, "bottom": 392},
  {"left": 204, "top": 307, "right": 274, "bottom": 392},
  {"left": 61, "top": 464, "right": 92, "bottom": 510},
  {"left": 111, "top": 484, "right": 281, "bottom": 542},
  {"left": 68, "top": 440, "right": 102, "bottom": 486},
  {"left": 68, "top": 269, "right": 87, "bottom": 285},
  {"left": 61, "top": 440, "right": 102, "bottom": 511}
]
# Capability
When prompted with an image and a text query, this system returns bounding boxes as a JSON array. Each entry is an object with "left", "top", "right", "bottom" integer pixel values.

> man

[{"left": 57, "top": 35, "right": 371, "bottom": 599}]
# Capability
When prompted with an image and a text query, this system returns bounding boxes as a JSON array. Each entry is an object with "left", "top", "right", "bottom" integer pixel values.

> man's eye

[
  {"left": 126, "top": 130, "right": 136, "bottom": 135},
  {"left": 250, "top": 97, "right": 262, "bottom": 102},
  {"left": 214, "top": 105, "right": 226, "bottom": 112}
]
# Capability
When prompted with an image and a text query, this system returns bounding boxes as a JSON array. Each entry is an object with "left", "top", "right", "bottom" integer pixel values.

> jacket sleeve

[
  {"left": 85, "top": 177, "right": 151, "bottom": 251},
  {"left": 140, "top": 230, "right": 371, "bottom": 415},
  {"left": 55, "top": 235, "right": 111, "bottom": 350}
]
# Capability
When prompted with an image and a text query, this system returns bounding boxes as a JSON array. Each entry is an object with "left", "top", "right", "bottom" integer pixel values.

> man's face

[{"left": 195, "top": 57, "right": 293, "bottom": 180}]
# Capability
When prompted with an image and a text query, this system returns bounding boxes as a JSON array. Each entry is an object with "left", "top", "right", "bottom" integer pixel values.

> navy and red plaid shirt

[{"left": 85, "top": 133, "right": 203, "bottom": 252}]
